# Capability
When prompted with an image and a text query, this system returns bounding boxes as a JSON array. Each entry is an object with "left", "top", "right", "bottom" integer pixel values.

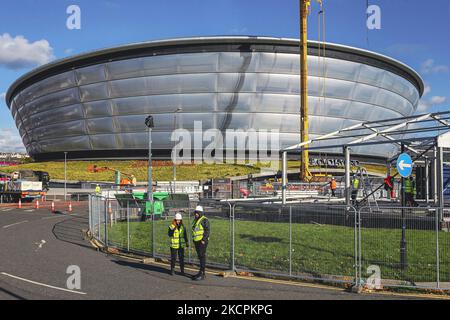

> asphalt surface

[{"left": 0, "top": 205, "right": 439, "bottom": 300}]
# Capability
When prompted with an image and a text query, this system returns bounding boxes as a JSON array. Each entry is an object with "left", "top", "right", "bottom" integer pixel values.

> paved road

[{"left": 0, "top": 205, "right": 437, "bottom": 300}]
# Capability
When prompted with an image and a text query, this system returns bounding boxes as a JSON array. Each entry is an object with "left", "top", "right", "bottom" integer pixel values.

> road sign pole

[{"left": 400, "top": 144, "right": 408, "bottom": 270}]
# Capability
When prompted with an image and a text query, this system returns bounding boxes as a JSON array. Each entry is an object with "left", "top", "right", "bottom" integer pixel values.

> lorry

[{"left": 0, "top": 170, "right": 49, "bottom": 203}]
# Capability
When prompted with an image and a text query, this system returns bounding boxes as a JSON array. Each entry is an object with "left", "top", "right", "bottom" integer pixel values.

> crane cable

[{"left": 317, "top": 1, "right": 328, "bottom": 176}]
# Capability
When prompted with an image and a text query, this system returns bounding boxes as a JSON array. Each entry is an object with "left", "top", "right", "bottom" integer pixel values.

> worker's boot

[
  {"left": 170, "top": 268, "right": 175, "bottom": 276},
  {"left": 192, "top": 272, "right": 202, "bottom": 280},
  {"left": 193, "top": 272, "right": 206, "bottom": 281}
]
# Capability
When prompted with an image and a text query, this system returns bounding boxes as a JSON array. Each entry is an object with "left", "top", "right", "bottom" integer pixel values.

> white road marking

[
  {"left": 2, "top": 220, "right": 28, "bottom": 229},
  {"left": 34, "top": 240, "right": 46, "bottom": 251},
  {"left": 0, "top": 272, "right": 87, "bottom": 295},
  {"left": 1, "top": 208, "right": 13, "bottom": 212}
]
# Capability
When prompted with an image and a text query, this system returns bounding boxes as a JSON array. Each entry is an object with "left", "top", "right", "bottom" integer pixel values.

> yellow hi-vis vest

[
  {"left": 170, "top": 225, "right": 186, "bottom": 249},
  {"left": 353, "top": 179, "right": 360, "bottom": 189},
  {"left": 95, "top": 186, "right": 101, "bottom": 194},
  {"left": 192, "top": 216, "right": 207, "bottom": 242},
  {"left": 404, "top": 178, "right": 415, "bottom": 194}
]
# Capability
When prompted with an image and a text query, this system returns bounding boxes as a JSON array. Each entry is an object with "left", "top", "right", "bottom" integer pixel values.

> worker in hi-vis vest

[
  {"left": 95, "top": 184, "right": 101, "bottom": 195},
  {"left": 351, "top": 174, "right": 360, "bottom": 205},
  {"left": 329, "top": 177, "right": 337, "bottom": 197},
  {"left": 191, "top": 205, "right": 210, "bottom": 281},
  {"left": 404, "top": 175, "right": 418, "bottom": 207},
  {"left": 168, "top": 212, "right": 188, "bottom": 276}
]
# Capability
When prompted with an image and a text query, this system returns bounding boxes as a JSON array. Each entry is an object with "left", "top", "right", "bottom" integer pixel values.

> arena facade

[{"left": 6, "top": 36, "right": 424, "bottom": 162}]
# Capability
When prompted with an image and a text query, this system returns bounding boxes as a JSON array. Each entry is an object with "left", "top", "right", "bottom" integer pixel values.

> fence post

[
  {"left": 289, "top": 205, "right": 292, "bottom": 277},
  {"left": 152, "top": 211, "right": 155, "bottom": 258},
  {"left": 354, "top": 206, "right": 359, "bottom": 288},
  {"left": 358, "top": 207, "right": 362, "bottom": 289},
  {"left": 88, "top": 195, "right": 92, "bottom": 231},
  {"left": 228, "top": 202, "right": 235, "bottom": 272},
  {"left": 104, "top": 198, "right": 108, "bottom": 246},
  {"left": 188, "top": 202, "right": 191, "bottom": 264},
  {"left": 436, "top": 208, "right": 440, "bottom": 289},
  {"left": 98, "top": 197, "right": 101, "bottom": 241},
  {"left": 127, "top": 200, "right": 130, "bottom": 252}
]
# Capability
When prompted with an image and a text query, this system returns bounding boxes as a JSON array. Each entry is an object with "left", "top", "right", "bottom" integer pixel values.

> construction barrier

[{"left": 89, "top": 195, "right": 450, "bottom": 292}]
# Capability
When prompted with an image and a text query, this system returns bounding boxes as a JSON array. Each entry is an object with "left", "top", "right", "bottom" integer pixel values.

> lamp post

[
  {"left": 173, "top": 107, "right": 182, "bottom": 193},
  {"left": 145, "top": 115, "right": 154, "bottom": 214},
  {"left": 64, "top": 152, "right": 68, "bottom": 201}
]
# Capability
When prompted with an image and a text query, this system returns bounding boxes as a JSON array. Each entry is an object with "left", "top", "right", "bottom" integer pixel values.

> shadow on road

[
  {"left": 52, "top": 213, "right": 92, "bottom": 249},
  {"left": 112, "top": 259, "right": 172, "bottom": 275},
  {"left": 111, "top": 259, "right": 196, "bottom": 280},
  {"left": 0, "top": 284, "right": 27, "bottom": 300}
]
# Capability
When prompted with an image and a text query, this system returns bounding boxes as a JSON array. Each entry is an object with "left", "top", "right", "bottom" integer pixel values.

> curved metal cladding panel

[{"left": 6, "top": 37, "right": 423, "bottom": 160}]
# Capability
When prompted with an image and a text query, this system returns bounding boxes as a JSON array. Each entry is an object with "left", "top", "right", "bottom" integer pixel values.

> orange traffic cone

[
  {"left": 68, "top": 202, "right": 72, "bottom": 213},
  {"left": 35, "top": 200, "right": 40, "bottom": 209},
  {"left": 51, "top": 201, "right": 55, "bottom": 213},
  {"left": 18, "top": 198, "right": 22, "bottom": 209}
]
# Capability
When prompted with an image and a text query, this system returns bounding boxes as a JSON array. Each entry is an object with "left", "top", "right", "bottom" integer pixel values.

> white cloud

[
  {"left": 421, "top": 59, "right": 450, "bottom": 74},
  {"left": 416, "top": 83, "right": 447, "bottom": 112},
  {"left": 430, "top": 96, "right": 447, "bottom": 105},
  {"left": 64, "top": 48, "right": 74, "bottom": 55},
  {"left": 0, "top": 92, "right": 5, "bottom": 102},
  {"left": 423, "top": 84, "right": 431, "bottom": 96},
  {"left": 0, "top": 33, "right": 54, "bottom": 70},
  {"left": 0, "top": 128, "right": 25, "bottom": 153}
]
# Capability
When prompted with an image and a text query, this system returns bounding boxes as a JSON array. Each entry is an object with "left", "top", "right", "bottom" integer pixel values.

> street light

[
  {"left": 64, "top": 152, "right": 68, "bottom": 201},
  {"left": 173, "top": 107, "right": 182, "bottom": 193},
  {"left": 145, "top": 115, "right": 154, "bottom": 214}
]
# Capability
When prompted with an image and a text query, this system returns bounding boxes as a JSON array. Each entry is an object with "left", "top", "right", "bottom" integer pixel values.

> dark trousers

[
  {"left": 331, "top": 189, "right": 336, "bottom": 197},
  {"left": 351, "top": 190, "right": 358, "bottom": 204},
  {"left": 194, "top": 240, "right": 208, "bottom": 273},
  {"left": 170, "top": 247, "right": 185, "bottom": 272}
]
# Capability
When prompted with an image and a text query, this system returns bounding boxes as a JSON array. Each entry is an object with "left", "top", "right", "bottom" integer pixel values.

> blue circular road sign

[{"left": 396, "top": 153, "right": 413, "bottom": 178}]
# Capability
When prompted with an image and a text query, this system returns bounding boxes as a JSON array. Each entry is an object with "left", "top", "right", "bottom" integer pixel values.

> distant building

[{"left": 6, "top": 36, "right": 424, "bottom": 163}]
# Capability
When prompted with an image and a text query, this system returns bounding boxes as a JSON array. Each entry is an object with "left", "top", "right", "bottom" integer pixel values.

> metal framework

[{"left": 281, "top": 110, "right": 450, "bottom": 205}]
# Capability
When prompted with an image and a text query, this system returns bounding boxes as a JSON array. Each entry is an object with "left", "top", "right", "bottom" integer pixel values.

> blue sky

[{"left": 0, "top": 0, "right": 449, "bottom": 152}]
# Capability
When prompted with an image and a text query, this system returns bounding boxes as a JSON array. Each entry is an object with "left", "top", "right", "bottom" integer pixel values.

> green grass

[
  {"left": 0, "top": 158, "right": 390, "bottom": 182},
  {"left": 0, "top": 160, "right": 260, "bottom": 182},
  {"left": 106, "top": 218, "right": 450, "bottom": 283}
]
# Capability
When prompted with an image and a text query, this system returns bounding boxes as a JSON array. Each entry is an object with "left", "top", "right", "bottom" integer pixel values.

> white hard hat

[
  {"left": 175, "top": 213, "right": 182, "bottom": 220},
  {"left": 195, "top": 205, "right": 204, "bottom": 213}
]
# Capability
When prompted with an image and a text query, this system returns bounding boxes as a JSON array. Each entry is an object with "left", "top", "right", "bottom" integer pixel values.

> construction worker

[
  {"left": 404, "top": 176, "right": 418, "bottom": 207},
  {"left": 95, "top": 184, "right": 101, "bottom": 195},
  {"left": 351, "top": 174, "right": 360, "bottom": 205},
  {"left": 384, "top": 175, "right": 395, "bottom": 200},
  {"left": 191, "top": 205, "right": 210, "bottom": 281},
  {"left": 329, "top": 177, "right": 337, "bottom": 197},
  {"left": 168, "top": 212, "right": 188, "bottom": 276}
]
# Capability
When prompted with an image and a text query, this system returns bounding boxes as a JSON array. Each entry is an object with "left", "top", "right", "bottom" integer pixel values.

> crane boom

[
  {"left": 300, "top": 0, "right": 311, "bottom": 182},
  {"left": 299, "top": 0, "right": 322, "bottom": 182}
]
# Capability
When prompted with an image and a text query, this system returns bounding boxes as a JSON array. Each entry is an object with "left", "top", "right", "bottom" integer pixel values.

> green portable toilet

[{"left": 132, "top": 191, "right": 169, "bottom": 216}]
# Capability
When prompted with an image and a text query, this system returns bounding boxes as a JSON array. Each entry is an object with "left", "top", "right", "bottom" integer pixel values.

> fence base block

[
  {"left": 218, "top": 270, "right": 237, "bottom": 278},
  {"left": 142, "top": 258, "right": 156, "bottom": 264},
  {"left": 350, "top": 285, "right": 363, "bottom": 294}
]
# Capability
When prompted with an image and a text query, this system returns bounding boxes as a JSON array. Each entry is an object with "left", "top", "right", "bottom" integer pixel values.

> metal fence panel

[
  {"left": 105, "top": 199, "right": 128, "bottom": 250},
  {"left": 290, "top": 204, "right": 357, "bottom": 284},
  {"left": 88, "top": 195, "right": 448, "bottom": 290},
  {"left": 233, "top": 203, "right": 290, "bottom": 274},
  {"left": 359, "top": 206, "right": 439, "bottom": 288},
  {"left": 439, "top": 208, "right": 450, "bottom": 285}
]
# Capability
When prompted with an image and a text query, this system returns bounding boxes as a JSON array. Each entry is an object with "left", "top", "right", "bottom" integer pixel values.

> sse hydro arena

[{"left": 6, "top": 36, "right": 424, "bottom": 162}]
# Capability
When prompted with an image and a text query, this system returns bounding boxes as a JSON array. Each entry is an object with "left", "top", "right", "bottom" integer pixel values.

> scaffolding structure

[{"left": 281, "top": 110, "right": 450, "bottom": 208}]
